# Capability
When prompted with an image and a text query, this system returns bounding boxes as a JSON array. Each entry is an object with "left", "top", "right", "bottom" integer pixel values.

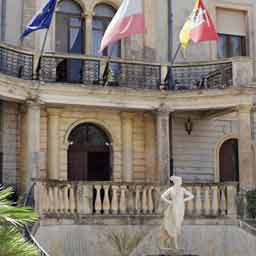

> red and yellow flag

[{"left": 179, "top": 0, "right": 219, "bottom": 48}]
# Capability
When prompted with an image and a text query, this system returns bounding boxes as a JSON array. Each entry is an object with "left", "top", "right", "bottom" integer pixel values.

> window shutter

[{"left": 216, "top": 8, "right": 247, "bottom": 36}]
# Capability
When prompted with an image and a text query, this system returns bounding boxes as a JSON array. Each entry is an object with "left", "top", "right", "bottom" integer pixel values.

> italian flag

[
  {"left": 179, "top": 0, "right": 219, "bottom": 48},
  {"left": 100, "top": 0, "right": 147, "bottom": 52}
]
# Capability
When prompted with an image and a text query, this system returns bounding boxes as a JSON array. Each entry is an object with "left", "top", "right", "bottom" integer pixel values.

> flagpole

[
  {"left": 171, "top": 43, "right": 181, "bottom": 64},
  {"left": 35, "top": 28, "right": 50, "bottom": 79}
]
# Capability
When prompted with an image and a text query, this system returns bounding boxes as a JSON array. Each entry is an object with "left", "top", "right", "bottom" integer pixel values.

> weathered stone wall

[
  {"left": 173, "top": 113, "right": 239, "bottom": 182},
  {"left": 40, "top": 108, "right": 155, "bottom": 182},
  {"left": 35, "top": 223, "right": 256, "bottom": 256},
  {"left": 1, "top": 102, "right": 20, "bottom": 187}
]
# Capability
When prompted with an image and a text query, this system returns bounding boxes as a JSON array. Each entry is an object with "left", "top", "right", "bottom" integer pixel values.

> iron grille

[
  {"left": 0, "top": 46, "right": 33, "bottom": 80},
  {"left": 107, "top": 61, "right": 161, "bottom": 90},
  {"left": 40, "top": 56, "right": 100, "bottom": 85},
  {"left": 169, "top": 62, "right": 233, "bottom": 90}
]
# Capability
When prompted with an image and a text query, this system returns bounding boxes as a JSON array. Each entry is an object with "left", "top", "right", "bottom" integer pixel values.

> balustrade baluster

[
  {"left": 195, "top": 186, "right": 202, "bottom": 216},
  {"left": 120, "top": 185, "right": 127, "bottom": 214},
  {"left": 186, "top": 187, "right": 194, "bottom": 216},
  {"left": 103, "top": 185, "right": 111, "bottom": 215},
  {"left": 127, "top": 185, "right": 135, "bottom": 214},
  {"left": 148, "top": 186, "right": 154, "bottom": 214},
  {"left": 69, "top": 185, "right": 76, "bottom": 214},
  {"left": 204, "top": 186, "right": 211, "bottom": 216},
  {"left": 212, "top": 186, "right": 219, "bottom": 216},
  {"left": 94, "top": 185, "right": 102, "bottom": 214},
  {"left": 48, "top": 186, "right": 54, "bottom": 213},
  {"left": 53, "top": 186, "right": 59, "bottom": 213},
  {"left": 111, "top": 185, "right": 119, "bottom": 214},
  {"left": 220, "top": 186, "right": 227, "bottom": 216},
  {"left": 59, "top": 186, "right": 64, "bottom": 214},
  {"left": 135, "top": 185, "right": 142, "bottom": 214},
  {"left": 63, "top": 186, "right": 69, "bottom": 214},
  {"left": 142, "top": 187, "right": 148, "bottom": 214}
]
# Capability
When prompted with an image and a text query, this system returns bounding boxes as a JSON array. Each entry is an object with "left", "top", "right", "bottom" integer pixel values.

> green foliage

[
  {"left": 106, "top": 231, "right": 145, "bottom": 256},
  {"left": 0, "top": 186, "right": 39, "bottom": 256},
  {"left": 246, "top": 190, "right": 256, "bottom": 219},
  {"left": 0, "top": 227, "right": 39, "bottom": 256}
]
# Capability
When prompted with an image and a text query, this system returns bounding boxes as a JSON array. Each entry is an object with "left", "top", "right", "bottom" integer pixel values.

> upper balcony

[{"left": 0, "top": 43, "right": 254, "bottom": 93}]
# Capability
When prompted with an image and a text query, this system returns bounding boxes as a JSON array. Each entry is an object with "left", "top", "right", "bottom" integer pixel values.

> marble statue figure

[{"left": 160, "top": 176, "right": 194, "bottom": 249}]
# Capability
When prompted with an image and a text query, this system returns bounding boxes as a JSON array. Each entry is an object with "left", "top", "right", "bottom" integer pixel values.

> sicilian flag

[
  {"left": 179, "top": 0, "right": 219, "bottom": 48},
  {"left": 100, "top": 0, "right": 147, "bottom": 52},
  {"left": 21, "top": 0, "right": 57, "bottom": 40}
]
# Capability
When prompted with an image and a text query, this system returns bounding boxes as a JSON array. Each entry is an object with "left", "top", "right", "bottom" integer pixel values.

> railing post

[
  {"left": 142, "top": 186, "right": 148, "bottom": 214},
  {"left": 148, "top": 186, "right": 154, "bottom": 214},
  {"left": 186, "top": 186, "right": 194, "bottom": 216},
  {"left": 119, "top": 185, "right": 127, "bottom": 214},
  {"left": 226, "top": 183, "right": 238, "bottom": 218},
  {"left": 111, "top": 185, "right": 120, "bottom": 214},
  {"left": 204, "top": 186, "right": 211, "bottom": 216},
  {"left": 212, "top": 186, "right": 219, "bottom": 216},
  {"left": 220, "top": 185, "right": 227, "bottom": 216},
  {"left": 103, "top": 185, "right": 111, "bottom": 215},
  {"left": 195, "top": 186, "right": 202, "bottom": 216},
  {"left": 77, "top": 183, "right": 93, "bottom": 215},
  {"left": 94, "top": 185, "right": 102, "bottom": 214},
  {"left": 135, "top": 185, "right": 142, "bottom": 214}
]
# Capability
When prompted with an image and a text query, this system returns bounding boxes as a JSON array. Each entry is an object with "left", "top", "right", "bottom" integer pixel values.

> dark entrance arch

[
  {"left": 68, "top": 123, "right": 112, "bottom": 181},
  {"left": 219, "top": 138, "right": 239, "bottom": 182}
]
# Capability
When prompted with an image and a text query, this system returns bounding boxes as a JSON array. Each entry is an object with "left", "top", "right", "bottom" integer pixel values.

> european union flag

[{"left": 21, "top": 0, "right": 57, "bottom": 40}]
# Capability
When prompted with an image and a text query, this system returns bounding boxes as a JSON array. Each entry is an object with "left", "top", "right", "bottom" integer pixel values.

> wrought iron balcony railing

[{"left": 0, "top": 43, "right": 251, "bottom": 91}]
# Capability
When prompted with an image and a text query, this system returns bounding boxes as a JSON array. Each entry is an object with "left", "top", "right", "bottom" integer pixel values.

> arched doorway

[
  {"left": 55, "top": 0, "right": 84, "bottom": 82},
  {"left": 67, "top": 123, "right": 112, "bottom": 181},
  {"left": 219, "top": 139, "right": 239, "bottom": 182}
]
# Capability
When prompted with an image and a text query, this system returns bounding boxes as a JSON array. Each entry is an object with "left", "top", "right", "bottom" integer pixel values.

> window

[
  {"left": 92, "top": 4, "right": 121, "bottom": 57},
  {"left": 217, "top": 34, "right": 246, "bottom": 58},
  {"left": 216, "top": 8, "right": 247, "bottom": 58},
  {"left": 55, "top": 0, "right": 84, "bottom": 82}
]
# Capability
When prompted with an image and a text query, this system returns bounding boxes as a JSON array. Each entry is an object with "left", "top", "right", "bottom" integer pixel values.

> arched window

[
  {"left": 219, "top": 139, "right": 239, "bottom": 182},
  {"left": 92, "top": 4, "right": 121, "bottom": 57},
  {"left": 55, "top": 0, "right": 84, "bottom": 82},
  {"left": 68, "top": 123, "right": 112, "bottom": 181}
]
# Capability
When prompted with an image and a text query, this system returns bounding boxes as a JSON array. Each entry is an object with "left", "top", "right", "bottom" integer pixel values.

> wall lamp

[{"left": 185, "top": 117, "right": 193, "bottom": 135}]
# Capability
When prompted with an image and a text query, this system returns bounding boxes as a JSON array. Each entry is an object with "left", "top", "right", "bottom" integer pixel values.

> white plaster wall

[
  {"left": 4, "top": 0, "right": 23, "bottom": 45},
  {"left": 35, "top": 224, "right": 256, "bottom": 256}
]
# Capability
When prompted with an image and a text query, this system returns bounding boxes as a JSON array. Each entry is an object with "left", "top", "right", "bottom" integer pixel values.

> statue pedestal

[{"left": 147, "top": 247, "right": 199, "bottom": 256}]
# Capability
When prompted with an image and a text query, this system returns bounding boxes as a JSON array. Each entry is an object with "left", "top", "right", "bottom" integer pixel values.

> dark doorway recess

[
  {"left": 68, "top": 123, "right": 112, "bottom": 181},
  {"left": 219, "top": 139, "right": 239, "bottom": 182}
]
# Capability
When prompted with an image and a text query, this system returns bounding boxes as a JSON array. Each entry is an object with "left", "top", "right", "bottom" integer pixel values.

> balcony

[
  {"left": 34, "top": 181, "right": 238, "bottom": 221},
  {"left": 0, "top": 43, "right": 253, "bottom": 91}
]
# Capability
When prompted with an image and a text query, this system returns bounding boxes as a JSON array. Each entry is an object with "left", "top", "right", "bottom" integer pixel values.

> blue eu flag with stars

[{"left": 21, "top": 0, "right": 57, "bottom": 40}]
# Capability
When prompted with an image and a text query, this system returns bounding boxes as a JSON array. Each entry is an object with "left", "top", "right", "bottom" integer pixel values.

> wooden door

[{"left": 219, "top": 139, "right": 239, "bottom": 182}]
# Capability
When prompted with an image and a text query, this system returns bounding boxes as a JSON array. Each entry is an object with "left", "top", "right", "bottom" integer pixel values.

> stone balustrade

[{"left": 34, "top": 181, "right": 238, "bottom": 218}]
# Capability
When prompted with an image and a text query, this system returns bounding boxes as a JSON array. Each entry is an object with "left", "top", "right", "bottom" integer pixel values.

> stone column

[
  {"left": 25, "top": 101, "right": 41, "bottom": 190},
  {"left": 238, "top": 105, "right": 254, "bottom": 190},
  {"left": 156, "top": 108, "right": 170, "bottom": 185},
  {"left": 47, "top": 108, "right": 61, "bottom": 180},
  {"left": 85, "top": 12, "right": 93, "bottom": 55},
  {"left": 144, "top": 113, "right": 157, "bottom": 182},
  {"left": 121, "top": 112, "right": 134, "bottom": 182}
]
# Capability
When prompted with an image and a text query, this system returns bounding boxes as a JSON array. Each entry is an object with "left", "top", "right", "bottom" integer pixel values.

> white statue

[{"left": 160, "top": 176, "right": 194, "bottom": 250}]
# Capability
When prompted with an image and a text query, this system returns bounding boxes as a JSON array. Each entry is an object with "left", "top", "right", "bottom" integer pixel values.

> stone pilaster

[
  {"left": 47, "top": 108, "right": 61, "bottom": 180},
  {"left": 25, "top": 100, "right": 41, "bottom": 190},
  {"left": 156, "top": 107, "right": 170, "bottom": 185},
  {"left": 121, "top": 112, "right": 134, "bottom": 182},
  {"left": 238, "top": 105, "right": 254, "bottom": 190},
  {"left": 144, "top": 113, "right": 157, "bottom": 182},
  {"left": 85, "top": 12, "right": 93, "bottom": 55}
]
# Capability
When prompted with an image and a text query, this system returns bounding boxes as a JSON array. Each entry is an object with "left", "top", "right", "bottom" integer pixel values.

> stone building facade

[{"left": 1, "top": 0, "right": 256, "bottom": 255}]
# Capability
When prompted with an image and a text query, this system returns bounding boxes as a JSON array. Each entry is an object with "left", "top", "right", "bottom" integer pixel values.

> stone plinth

[{"left": 148, "top": 248, "right": 198, "bottom": 256}]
